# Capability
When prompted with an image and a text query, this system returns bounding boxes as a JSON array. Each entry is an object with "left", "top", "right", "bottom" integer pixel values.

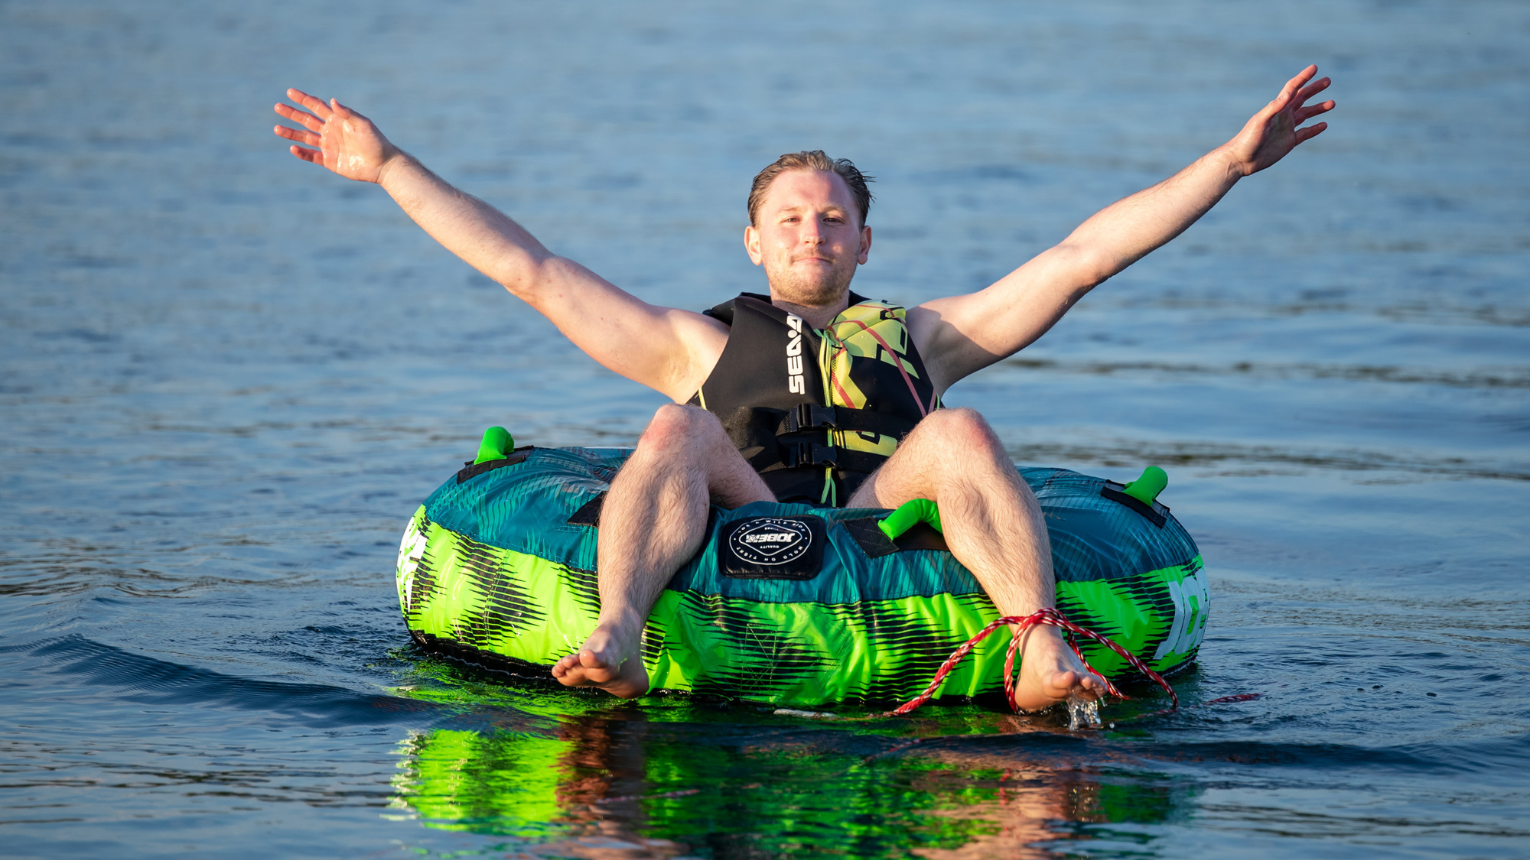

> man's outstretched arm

[
  {"left": 273, "top": 90, "right": 725, "bottom": 402},
  {"left": 910, "top": 66, "right": 1336, "bottom": 392}
]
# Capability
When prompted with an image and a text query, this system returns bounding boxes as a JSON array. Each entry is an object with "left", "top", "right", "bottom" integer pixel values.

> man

[{"left": 274, "top": 67, "right": 1333, "bottom": 711}]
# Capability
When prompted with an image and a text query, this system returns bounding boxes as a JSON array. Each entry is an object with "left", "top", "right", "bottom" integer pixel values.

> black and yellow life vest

[{"left": 688, "top": 292, "right": 940, "bottom": 506}]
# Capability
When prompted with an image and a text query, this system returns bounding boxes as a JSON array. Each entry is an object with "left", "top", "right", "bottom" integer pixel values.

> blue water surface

[{"left": 2, "top": 1, "right": 1527, "bottom": 857}]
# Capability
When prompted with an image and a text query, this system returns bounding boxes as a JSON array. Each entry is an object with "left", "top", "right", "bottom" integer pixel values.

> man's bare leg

[
  {"left": 551, "top": 405, "right": 773, "bottom": 697},
  {"left": 846, "top": 407, "right": 1104, "bottom": 712}
]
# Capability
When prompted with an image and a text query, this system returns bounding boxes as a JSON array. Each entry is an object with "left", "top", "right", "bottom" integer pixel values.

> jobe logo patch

[
  {"left": 786, "top": 314, "right": 806, "bottom": 395},
  {"left": 1151, "top": 568, "right": 1210, "bottom": 661},
  {"left": 728, "top": 517, "right": 813, "bottom": 566},
  {"left": 396, "top": 515, "right": 428, "bottom": 613}
]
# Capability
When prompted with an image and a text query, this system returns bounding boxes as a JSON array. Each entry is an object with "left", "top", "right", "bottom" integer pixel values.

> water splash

[
  {"left": 1066, "top": 695, "right": 1101, "bottom": 730},
  {"left": 774, "top": 708, "right": 839, "bottom": 720}
]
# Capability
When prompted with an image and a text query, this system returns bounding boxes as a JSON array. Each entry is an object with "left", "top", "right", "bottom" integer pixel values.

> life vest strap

[
  {"left": 773, "top": 441, "right": 887, "bottom": 475},
  {"left": 775, "top": 403, "right": 918, "bottom": 440},
  {"left": 718, "top": 405, "right": 916, "bottom": 478}
]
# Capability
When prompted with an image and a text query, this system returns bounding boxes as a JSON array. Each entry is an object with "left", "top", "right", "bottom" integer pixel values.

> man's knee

[
  {"left": 637, "top": 404, "right": 728, "bottom": 455},
  {"left": 917, "top": 407, "right": 1004, "bottom": 457}
]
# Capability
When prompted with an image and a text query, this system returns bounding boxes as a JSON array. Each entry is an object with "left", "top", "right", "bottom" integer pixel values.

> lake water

[{"left": 3, "top": 1, "right": 1527, "bottom": 857}]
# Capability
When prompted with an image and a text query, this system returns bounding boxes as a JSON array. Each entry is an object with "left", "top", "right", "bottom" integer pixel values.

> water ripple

[
  {"left": 12, "top": 636, "right": 439, "bottom": 728},
  {"left": 1003, "top": 358, "right": 1530, "bottom": 390}
]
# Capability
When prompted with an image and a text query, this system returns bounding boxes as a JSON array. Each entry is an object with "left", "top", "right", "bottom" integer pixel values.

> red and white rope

[{"left": 874, "top": 607, "right": 1179, "bottom": 718}]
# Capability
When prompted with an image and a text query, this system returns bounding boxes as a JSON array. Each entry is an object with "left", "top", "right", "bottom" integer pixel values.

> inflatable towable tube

[{"left": 395, "top": 440, "right": 1209, "bottom": 708}]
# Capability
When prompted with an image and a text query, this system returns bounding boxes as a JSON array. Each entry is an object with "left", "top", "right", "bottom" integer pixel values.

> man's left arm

[{"left": 910, "top": 66, "right": 1335, "bottom": 392}]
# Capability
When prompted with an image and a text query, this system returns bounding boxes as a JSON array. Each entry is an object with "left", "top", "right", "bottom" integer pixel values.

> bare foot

[
  {"left": 550, "top": 622, "right": 650, "bottom": 698},
  {"left": 1011, "top": 624, "right": 1105, "bottom": 712}
]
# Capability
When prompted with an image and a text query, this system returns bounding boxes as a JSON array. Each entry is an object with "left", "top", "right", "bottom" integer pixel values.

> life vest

[{"left": 688, "top": 292, "right": 940, "bottom": 506}]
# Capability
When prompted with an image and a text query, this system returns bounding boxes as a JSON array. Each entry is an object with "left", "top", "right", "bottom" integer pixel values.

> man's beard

[{"left": 766, "top": 258, "right": 858, "bottom": 308}]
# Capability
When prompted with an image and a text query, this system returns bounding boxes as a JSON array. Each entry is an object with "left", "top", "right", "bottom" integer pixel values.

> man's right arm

[
  {"left": 274, "top": 90, "right": 726, "bottom": 403},
  {"left": 907, "top": 67, "right": 1335, "bottom": 394}
]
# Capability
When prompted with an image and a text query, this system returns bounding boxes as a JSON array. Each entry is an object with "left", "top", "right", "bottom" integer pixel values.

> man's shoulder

[
  {"left": 701, "top": 292, "right": 783, "bottom": 327},
  {"left": 699, "top": 292, "right": 771, "bottom": 326}
]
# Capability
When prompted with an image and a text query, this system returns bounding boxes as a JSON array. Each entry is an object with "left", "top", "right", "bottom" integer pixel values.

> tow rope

[
  {"left": 773, "top": 604, "right": 1262, "bottom": 726},
  {"left": 875, "top": 606, "right": 1178, "bottom": 717}
]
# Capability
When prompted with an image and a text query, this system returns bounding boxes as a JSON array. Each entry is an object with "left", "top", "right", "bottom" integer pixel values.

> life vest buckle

[
  {"left": 783, "top": 441, "right": 838, "bottom": 468},
  {"left": 784, "top": 403, "right": 839, "bottom": 434}
]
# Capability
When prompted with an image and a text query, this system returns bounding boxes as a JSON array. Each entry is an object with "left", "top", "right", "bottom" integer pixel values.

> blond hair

[{"left": 747, "top": 151, "right": 874, "bottom": 227}]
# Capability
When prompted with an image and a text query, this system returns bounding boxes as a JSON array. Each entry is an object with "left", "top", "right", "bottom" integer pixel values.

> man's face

[{"left": 745, "top": 169, "right": 871, "bottom": 307}]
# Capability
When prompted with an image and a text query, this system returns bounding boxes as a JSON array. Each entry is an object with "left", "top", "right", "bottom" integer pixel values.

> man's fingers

[
  {"left": 1295, "top": 99, "right": 1336, "bottom": 123},
  {"left": 287, "top": 88, "right": 332, "bottom": 120},
  {"left": 1291, "top": 77, "right": 1332, "bottom": 110},
  {"left": 1275, "top": 65, "right": 1319, "bottom": 107},
  {"left": 1294, "top": 122, "right": 1328, "bottom": 145},
  {"left": 1266, "top": 74, "right": 1305, "bottom": 115},
  {"left": 1287, "top": 64, "right": 1319, "bottom": 91},
  {"left": 288, "top": 144, "right": 323, "bottom": 163},
  {"left": 272, "top": 107, "right": 322, "bottom": 137},
  {"left": 1297, "top": 77, "right": 1331, "bottom": 102},
  {"left": 274, "top": 102, "right": 324, "bottom": 132},
  {"left": 330, "top": 98, "right": 368, "bottom": 125},
  {"left": 273, "top": 124, "right": 321, "bottom": 147}
]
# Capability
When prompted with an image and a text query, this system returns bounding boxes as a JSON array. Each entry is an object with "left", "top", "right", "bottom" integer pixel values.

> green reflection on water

[
  {"left": 395, "top": 729, "right": 568, "bottom": 838},
  {"left": 386, "top": 660, "right": 1197, "bottom": 857}
]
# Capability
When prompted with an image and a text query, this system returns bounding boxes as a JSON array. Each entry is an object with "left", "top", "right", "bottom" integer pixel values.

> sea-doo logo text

[
  {"left": 786, "top": 314, "right": 806, "bottom": 395},
  {"left": 728, "top": 518, "right": 813, "bottom": 566}
]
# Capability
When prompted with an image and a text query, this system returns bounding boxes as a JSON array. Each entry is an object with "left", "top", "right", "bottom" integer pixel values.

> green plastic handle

[
  {"left": 474, "top": 426, "right": 514, "bottom": 465},
  {"left": 1122, "top": 466, "right": 1167, "bottom": 507},
  {"left": 878, "top": 498, "right": 942, "bottom": 541}
]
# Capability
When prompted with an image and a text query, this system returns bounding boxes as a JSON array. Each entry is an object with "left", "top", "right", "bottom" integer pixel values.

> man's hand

[
  {"left": 910, "top": 65, "right": 1337, "bottom": 391},
  {"left": 273, "top": 89, "right": 400, "bottom": 184},
  {"left": 269, "top": 88, "right": 725, "bottom": 402},
  {"left": 1224, "top": 65, "right": 1335, "bottom": 177}
]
